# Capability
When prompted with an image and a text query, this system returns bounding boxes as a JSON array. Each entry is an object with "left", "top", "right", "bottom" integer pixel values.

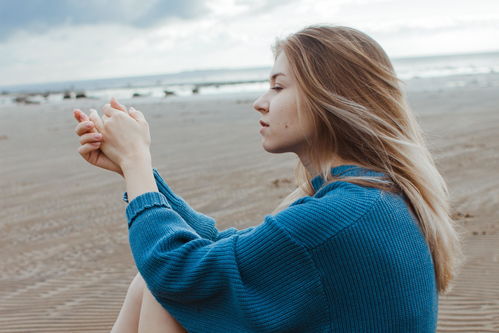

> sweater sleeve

[
  {"left": 125, "top": 191, "right": 328, "bottom": 333},
  {"left": 122, "top": 168, "right": 250, "bottom": 241}
]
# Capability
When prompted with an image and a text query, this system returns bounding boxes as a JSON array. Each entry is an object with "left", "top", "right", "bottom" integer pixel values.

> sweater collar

[{"left": 310, "top": 164, "right": 385, "bottom": 192}]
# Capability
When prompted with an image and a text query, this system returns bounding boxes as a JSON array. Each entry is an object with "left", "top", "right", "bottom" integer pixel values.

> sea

[{"left": 1, "top": 51, "right": 498, "bottom": 105}]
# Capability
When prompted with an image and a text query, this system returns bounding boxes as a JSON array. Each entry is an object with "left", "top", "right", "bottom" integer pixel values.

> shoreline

[{"left": 2, "top": 71, "right": 499, "bottom": 107}]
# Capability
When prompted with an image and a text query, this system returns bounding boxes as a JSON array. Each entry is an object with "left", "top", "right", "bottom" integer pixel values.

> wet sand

[{"left": 1, "top": 74, "right": 499, "bottom": 332}]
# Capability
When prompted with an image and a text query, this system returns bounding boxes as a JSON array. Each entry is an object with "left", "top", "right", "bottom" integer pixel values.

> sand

[{"left": 1, "top": 74, "right": 498, "bottom": 332}]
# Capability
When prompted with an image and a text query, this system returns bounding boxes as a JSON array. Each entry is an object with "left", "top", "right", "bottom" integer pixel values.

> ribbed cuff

[{"left": 125, "top": 191, "right": 171, "bottom": 229}]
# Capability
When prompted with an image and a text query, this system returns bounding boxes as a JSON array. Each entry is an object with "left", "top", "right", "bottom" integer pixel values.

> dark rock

[{"left": 75, "top": 91, "right": 87, "bottom": 99}]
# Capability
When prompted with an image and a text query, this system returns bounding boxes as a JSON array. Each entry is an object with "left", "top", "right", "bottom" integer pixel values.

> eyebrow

[{"left": 270, "top": 72, "right": 286, "bottom": 81}]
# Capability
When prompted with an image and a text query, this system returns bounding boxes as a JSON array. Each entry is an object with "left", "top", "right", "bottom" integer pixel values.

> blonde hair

[{"left": 271, "top": 25, "right": 464, "bottom": 294}]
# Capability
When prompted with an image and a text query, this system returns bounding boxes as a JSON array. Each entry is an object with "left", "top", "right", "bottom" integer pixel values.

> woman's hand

[
  {"left": 73, "top": 105, "right": 123, "bottom": 177},
  {"left": 94, "top": 99, "right": 151, "bottom": 171}
]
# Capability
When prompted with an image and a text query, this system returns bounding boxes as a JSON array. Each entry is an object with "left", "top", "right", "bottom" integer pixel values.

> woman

[{"left": 73, "top": 25, "right": 463, "bottom": 332}]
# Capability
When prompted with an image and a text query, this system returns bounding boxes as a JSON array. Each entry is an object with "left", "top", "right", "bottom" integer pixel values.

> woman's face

[{"left": 253, "top": 52, "right": 314, "bottom": 155}]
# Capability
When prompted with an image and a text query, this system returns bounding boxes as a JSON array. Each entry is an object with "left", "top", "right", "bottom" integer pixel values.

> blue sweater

[{"left": 122, "top": 165, "right": 438, "bottom": 332}]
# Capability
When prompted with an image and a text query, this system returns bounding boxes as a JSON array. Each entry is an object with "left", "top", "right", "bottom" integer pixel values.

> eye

[{"left": 271, "top": 86, "right": 283, "bottom": 91}]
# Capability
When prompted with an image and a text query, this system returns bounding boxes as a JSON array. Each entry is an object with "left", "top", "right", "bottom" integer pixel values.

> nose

[{"left": 253, "top": 93, "right": 269, "bottom": 114}]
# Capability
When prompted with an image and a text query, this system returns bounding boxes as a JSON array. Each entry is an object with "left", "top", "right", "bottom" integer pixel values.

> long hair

[{"left": 271, "top": 25, "right": 464, "bottom": 294}]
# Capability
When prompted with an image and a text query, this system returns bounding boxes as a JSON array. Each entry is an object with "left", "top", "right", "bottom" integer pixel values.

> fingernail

[{"left": 94, "top": 133, "right": 102, "bottom": 139}]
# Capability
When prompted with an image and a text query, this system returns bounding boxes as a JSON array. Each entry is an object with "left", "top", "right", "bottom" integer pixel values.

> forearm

[{"left": 122, "top": 154, "right": 158, "bottom": 202}]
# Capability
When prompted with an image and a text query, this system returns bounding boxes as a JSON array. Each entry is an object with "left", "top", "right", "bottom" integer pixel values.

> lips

[{"left": 259, "top": 120, "right": 269, "bottom": 127}]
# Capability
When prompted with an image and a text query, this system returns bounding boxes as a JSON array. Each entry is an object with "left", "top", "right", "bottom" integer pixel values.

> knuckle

[
  {"left": 76, "top": 123, "right": 91, "bottom": 135},
  {"left": 79, "top": 133, "right": 88, "bottom": 144}
]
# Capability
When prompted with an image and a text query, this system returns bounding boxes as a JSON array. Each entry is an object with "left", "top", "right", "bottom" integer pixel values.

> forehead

[{"left": 270, "top": 52, "right": 290, "bottom": 75}]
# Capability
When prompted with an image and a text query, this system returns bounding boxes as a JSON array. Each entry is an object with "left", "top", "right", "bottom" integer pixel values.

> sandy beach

[{"left": 1, "top": 73, "right": 499, "bottom": 332}]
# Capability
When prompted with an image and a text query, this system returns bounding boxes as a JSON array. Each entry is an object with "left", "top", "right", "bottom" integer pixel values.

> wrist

[
  {"left": 121, "top": 154, "right": 158, "bottom": 202},
  {"left": 121, "top": 153, "right": 152, "bottom": 175}
]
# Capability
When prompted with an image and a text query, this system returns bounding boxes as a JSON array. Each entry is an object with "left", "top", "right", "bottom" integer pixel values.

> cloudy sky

[{"left": 1, "top": 0, "right": 498, "bottom": 87}]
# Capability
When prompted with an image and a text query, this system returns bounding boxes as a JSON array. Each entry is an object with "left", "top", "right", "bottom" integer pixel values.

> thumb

[{"left": 89, "top": 109, "right": 105, "bottom": 133}]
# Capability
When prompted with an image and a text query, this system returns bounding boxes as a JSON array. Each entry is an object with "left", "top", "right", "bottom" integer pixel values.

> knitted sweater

[{"left": 122, "top": 165, "right": 438, "bottom": 332}]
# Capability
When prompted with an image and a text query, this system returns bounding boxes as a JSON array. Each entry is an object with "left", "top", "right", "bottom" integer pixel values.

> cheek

[
  {"left": 271, "top": 103, "right": 298, "bottom": 130},
  {"left": 278, "top": 110, "right": 298, "bottom": 131}
]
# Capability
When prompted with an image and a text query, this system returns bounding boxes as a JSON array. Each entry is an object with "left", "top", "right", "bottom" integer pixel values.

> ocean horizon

[{"left": 1, "top": 50, "right": 498, "bottom": 105}]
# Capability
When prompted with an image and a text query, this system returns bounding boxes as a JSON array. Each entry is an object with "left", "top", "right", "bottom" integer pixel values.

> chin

[{"left": 261, "top": 141, "right": 291, "bottom": 154}]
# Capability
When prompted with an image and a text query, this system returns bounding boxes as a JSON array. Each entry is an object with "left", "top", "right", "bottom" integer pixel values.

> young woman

[{"left": 74, "top": 25, "right": 463, "bottom": 332}]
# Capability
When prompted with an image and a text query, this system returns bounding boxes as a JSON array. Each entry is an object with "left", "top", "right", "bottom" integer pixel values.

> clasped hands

[{"left": 73, "top": 98, "right": 152, "bottom": 177}]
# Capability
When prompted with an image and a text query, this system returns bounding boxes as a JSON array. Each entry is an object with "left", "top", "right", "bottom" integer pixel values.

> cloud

[
  {"left": 1, "top": 0, "right": 498, "bottom": 86},
  {"left": 0, "top": 0, "right": 208, "bottom": 41}
]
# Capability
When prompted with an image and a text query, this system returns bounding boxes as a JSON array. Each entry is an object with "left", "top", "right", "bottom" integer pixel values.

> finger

[
  {"left": 78, "top": 142, "right": 101, "bottom": 155},
  {"left": 89, "top": 109, "right": 105, "bottom": 133},
  {"left": 102, "top": 103, "right": 120, "bottom": 118},
  {"left": 129, "top": 107, "right": 145, "bottom": 121},
  {"left": 79, "top": 132, "right": 103, "bottom": 145},
  {"left": 74, "top": 109, "right": 99, "bottom": 135},
  {"left": 75, "top": 121, "right": 96, "bottom": 136},
  {"left": 73, "top": 109, "right": 81, "bottom": 122},
  {"left": 110, "top": 97, "right": 128, "bottom": 113},
  {"left": 73, "top": 109, "right": 89, "bottom": 122}
]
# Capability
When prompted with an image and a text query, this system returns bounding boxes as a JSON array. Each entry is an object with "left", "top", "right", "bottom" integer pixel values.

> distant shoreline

[
  {"left": 2, "top": 50, "right": 498, "bottom": 95},
  {"left": 2, "top": 71, "right": 498, "bottom": 107}
]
